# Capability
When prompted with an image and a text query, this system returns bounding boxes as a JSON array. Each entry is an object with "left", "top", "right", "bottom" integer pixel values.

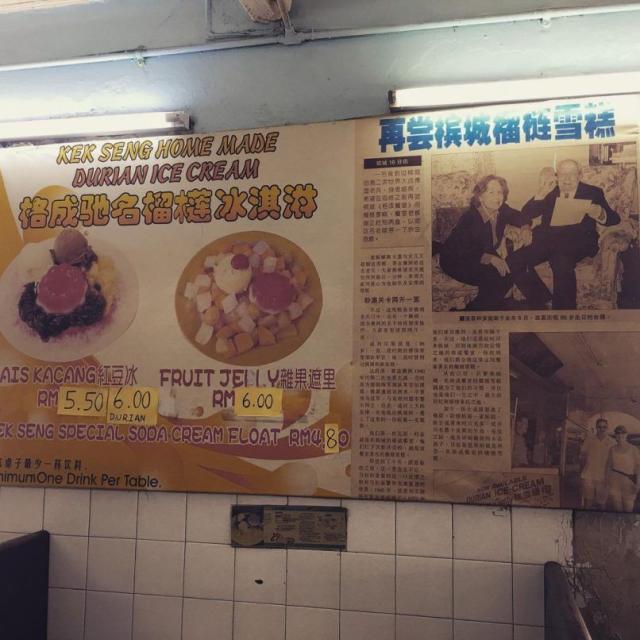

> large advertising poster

[
  {"left": 1, "top": 95, "right": 640, "bottom": 512},
  {"left": 0, "top": 123, "right": 355, "bottom": 498}
]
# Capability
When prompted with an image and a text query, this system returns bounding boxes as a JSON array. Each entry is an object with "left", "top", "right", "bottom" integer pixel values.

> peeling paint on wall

[{"left": 574, "top": 511, "right": 640, "bottom": 640}]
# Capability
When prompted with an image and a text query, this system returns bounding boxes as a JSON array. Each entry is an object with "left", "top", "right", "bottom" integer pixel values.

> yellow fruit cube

[
  {"left": 234, "top": 332, "right": 255, "bottom": 354},
  {"left": 202, "top": 306, "right": 220, "bottom": 326},
  {"left": 257, "top": 326, "right": 277, "bottom": 346}
]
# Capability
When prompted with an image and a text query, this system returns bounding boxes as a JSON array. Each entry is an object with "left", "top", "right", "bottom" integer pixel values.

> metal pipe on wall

[{"left": 1, "top": 1, "right": 640, "bottom": 73}]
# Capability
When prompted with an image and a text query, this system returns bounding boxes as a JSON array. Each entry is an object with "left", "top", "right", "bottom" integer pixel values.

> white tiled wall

[{"left": 0, "top": 487, "right": 574, "bottom": 640}]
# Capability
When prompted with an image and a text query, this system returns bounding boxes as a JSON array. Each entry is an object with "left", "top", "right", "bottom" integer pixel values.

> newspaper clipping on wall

[{"left": 354, "top": 94, "right": 640, "bottom": 511}]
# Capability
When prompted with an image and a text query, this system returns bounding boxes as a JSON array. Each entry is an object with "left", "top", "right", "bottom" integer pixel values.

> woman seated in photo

[{"left": 439, "top": 175, "right": 549, "bottom": 311}]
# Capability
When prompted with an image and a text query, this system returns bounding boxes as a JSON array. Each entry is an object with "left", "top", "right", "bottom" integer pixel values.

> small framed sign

[{"left": 231, "top": 505, "right": 347, "bottom": 550}]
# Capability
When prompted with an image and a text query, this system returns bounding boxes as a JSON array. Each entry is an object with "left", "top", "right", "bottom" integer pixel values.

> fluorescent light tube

[
  {"left": 0, "top": 111, "right": 190, "bottom": 143},
  {"left": 390, "top": 71, "right": 640, "bottom": 110}
]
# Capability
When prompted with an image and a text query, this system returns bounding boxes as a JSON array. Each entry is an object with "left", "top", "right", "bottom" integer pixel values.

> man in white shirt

[{"left": 580, "top": 418, "right": 614, "bottom": 509}]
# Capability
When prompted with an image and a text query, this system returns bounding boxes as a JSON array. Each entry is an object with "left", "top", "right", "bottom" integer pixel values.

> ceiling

[
  {"left": 222, "top": 0, "right": 640, "bottom": 32},
  {"left": 2, "top": 0, "right": 640, "bottom": 69}
]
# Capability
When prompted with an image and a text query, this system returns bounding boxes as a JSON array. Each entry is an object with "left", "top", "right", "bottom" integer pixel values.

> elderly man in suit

[{"left": 508, "top": 159, "right": 620, "bottom": 309}]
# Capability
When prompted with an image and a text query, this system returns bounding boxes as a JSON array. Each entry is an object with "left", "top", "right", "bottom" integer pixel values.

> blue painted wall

[{"left": 1, "top": 11, "right": 639, "bottom": 132}]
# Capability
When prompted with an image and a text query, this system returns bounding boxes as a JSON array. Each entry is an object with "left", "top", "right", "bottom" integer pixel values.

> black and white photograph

[
  {"left": 432, "top": 143, "right": 639, "bottom": 312},
  {"left": 510, "top": 331, "right": 640, "bottom": 512}
]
